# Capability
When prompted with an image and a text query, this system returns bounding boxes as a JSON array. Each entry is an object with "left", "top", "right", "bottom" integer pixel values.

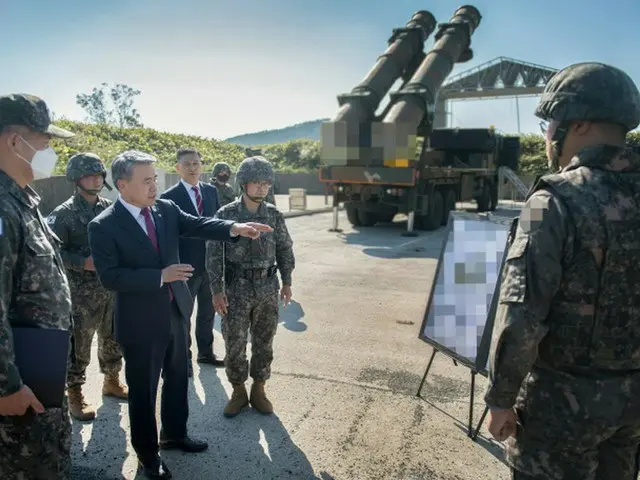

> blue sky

[{"left": 2, "top": 0, "right": 639, "bottom": 140}]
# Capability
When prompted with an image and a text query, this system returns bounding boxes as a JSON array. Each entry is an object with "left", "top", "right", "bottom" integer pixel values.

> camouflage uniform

[
  {"left": 264, "top": 187, "right": 276, "bottom": 206},
  {"left": 241, "top": 150, "right": 277, "bottom": 205},
  {"left": 211, "top": 162, "right": 237, "bottom": 207},
  {"left": 485, "top": 63, "right": 640, "bottom": 480},
  {"left": 0, "top": 94, "right": 76, "bottom": 479},
  {"left": 48, "top": 153, "right": 127, "bottom": 421},
  {"left": 206, "top": 156, "right": 294, "bottom": 417}
]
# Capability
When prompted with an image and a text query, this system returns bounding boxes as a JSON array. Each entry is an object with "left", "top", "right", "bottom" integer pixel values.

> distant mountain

[{"left": 224, "top": 118, "right": 329, "bottom": 146}]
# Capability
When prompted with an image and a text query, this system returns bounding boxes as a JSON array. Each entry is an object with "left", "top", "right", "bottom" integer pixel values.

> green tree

[{"left": 76, "top": 83, "right": 143, "bottom": 128}]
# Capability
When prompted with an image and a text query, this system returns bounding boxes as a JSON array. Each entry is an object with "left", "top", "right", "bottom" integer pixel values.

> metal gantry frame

[{"left": 438, "top": 57, "right": 558, "bottom": 132}]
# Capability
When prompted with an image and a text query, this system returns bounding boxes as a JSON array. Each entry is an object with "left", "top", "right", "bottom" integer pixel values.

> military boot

[
  {"left": 223, "top": 384, "right": 249, "bottom": 418},
  {"left": 67, "top": 385, "right": 96, "bottom": 421},
  {"left": 250, "top": 381, "right": 273, "bottom": 414},
  {"left": 102, "top": 372, "right": 129, "bottom": 399}
]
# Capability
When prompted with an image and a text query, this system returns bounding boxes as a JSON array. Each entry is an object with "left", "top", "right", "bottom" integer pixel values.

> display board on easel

[{"left": 416, "top": 210, "right": 517, "bottom": 440}]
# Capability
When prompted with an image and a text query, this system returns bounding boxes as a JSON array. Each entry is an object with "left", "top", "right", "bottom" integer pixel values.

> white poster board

[{"left": 418, "top": 211, "right": 513, "bottom": 375}]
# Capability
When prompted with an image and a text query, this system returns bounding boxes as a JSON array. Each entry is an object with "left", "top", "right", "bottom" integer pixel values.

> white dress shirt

[
  {"left": 118, "top": 196, "right": 155, "bottom": 234},
  {"left": 180, "top": 179, "right": 201, "bottom": 213},
  {"left": 118, "top": 196, "right": 163, "bottom": 286}
]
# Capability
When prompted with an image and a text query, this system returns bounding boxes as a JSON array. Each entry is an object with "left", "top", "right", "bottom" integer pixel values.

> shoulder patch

[{"left": 46, "top": 215, "right": 56, "bottom": 225}]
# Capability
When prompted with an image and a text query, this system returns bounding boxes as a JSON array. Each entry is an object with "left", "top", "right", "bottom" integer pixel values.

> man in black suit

[
  {"left": 88, "top": 150, "right": 271, "bottom": 479},
  {"left": 161, "top": 148, "right": 224, "bottom": 375}
]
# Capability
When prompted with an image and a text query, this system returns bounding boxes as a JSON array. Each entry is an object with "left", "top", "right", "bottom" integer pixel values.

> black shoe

[
  {"left": 197, "top": 353, "right": 225, "bottom": 367},
  {"left": 159, "top": 436, "right": 208, "bottom": 453},
  {"left": 138, "top": 456, "right": 172, "bottom": 478}
]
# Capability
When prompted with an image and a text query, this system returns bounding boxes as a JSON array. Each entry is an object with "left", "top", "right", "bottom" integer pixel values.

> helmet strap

[
  {"left": 549, "top": 122, "right": 569, "bottom": 172},
  {"left": 76, "top": 182, "right": 102, "bottom": 196},
  {"left": 239, "top": 185, "right": 265, "bottom": 204}
]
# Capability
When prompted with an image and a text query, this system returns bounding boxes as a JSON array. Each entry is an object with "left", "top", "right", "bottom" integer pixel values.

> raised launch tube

[
  {"left": 321, "top": 10, "right": 437, "bottom": 166},
  {"left": 382, "top": 5, "right": 482, "bottom": 161},
  {"left": 332, "top": 10, "right": 437, "bottom": 123}
]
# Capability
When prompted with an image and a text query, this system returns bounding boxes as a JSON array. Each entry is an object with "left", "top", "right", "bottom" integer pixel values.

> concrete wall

[
  {"left": 33, "top": 176, "right": 75, "bottom": 216},
  {"left": 165, "top": 172, "right": 328, "bottom": 195},
  {"left": 31, "top": 171, "right": 537, "bottom": 214}
]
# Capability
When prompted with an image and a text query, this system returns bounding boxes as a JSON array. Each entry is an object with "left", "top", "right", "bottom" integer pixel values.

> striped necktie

[{"left": 192, "top": 185, "right": 203, "bottom": 215}]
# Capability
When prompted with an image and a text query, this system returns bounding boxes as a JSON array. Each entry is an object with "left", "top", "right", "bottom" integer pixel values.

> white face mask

[{"left": 15, "top": 137, "right": 59, "bottom": 179}]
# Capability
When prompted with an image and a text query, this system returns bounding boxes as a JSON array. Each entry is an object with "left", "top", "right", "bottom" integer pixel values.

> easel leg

[
  {"left": 416, "top": 349, "right": 437, "bottom": 397},
  {"left": 471, "top": 406, "right": 489, "bottom": 441},
  {"left": 467, "top": 371, "right": 476, "bottom": 438}
]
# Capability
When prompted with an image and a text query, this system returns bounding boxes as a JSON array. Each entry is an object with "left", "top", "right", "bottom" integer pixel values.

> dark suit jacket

[
  {"left": 160, "top": 181, "right": 219, "bottom": 277},
  {"left": 88, "top": 198, "right": 236, "bottom": 346}
]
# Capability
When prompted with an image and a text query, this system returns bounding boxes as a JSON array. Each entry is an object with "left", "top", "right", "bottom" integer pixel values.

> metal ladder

[{"left": 498, "top": 166, "right": 530, "bottom": 200}]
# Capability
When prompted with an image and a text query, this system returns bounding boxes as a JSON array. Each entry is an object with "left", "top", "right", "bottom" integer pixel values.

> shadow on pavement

[
  {"left": 338, "top": 220, "right": 445, "bottom": 260},
  {"left": 453, "top": 423, "right": 508, "bottom": 467},
  {"left": 414, "top": 392, "right": 508, "bottom": 468},
  {"left": 213, "top": 300, "right": 308, "bottom": 335},
  {"left": 156, "top": 367, "right": 320, "bottom": 479},
  {"left": 279, "top": 300, "right": 306, "bottom": 332},
  {"left": 71, "top": 398, "right": 129, "bottom": 479}
]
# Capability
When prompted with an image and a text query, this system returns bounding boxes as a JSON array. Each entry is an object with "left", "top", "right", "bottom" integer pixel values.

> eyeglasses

[{"left": 182, "top": 161, "right": 202, "bottom": 169}]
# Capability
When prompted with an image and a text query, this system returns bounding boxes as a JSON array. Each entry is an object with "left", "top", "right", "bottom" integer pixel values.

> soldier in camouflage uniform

[
  {"left": 211, "top": 162, "right": 237, "bottom": 207},
  {"left": 206, "top": 156, "right": 294, "bottom": 417},
  {"left": 485, "top": 63, "right": 640, "bottom": 479},
  {"left": 243, "top": 148, "right": 277, "bottom": 205},
  {"left": 48, "top": 153, "right": 128, "bottom": 422},
  {"left": 0, "top": 93, "right": 76, "bottom": 478}
]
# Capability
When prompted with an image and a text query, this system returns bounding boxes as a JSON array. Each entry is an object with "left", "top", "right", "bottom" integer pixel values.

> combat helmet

[
  {"left": 212, "top": 162, "right": 231, "bottom": 177},
  {"left": 235, "top": 156, "right": 274, "bottom": 186},
  {"left": 66, "top": 152, "right": 112, "bottom": 191},
  {"left": 535, "top": 62, "right": 640, "bottom": 132}
]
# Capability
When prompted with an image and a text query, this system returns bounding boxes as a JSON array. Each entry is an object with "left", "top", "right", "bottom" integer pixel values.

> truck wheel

[
  {"left": 489, "top": 180, "right": 498, "bottom": 211},
  {"left": 476, "top": 183, "right": 491, "bottom": 213},
  {"left": 358, "top": 209, "right": 377, "bottom": 227},
  {"left": 418, "top": 190, "right": 444, "bottom": 231},
  {"left": 378, "top": 212, "right": 396, "bottom": 224},
  {"left": 442, "top": 189, "right": 457, "bottom": 225},
  {"left": 346, "top": 205, "right": 362, "bottom": 226}
]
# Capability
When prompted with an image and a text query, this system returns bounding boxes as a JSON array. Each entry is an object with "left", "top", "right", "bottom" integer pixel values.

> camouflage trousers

[
  {"left": 221, "top": 276, "right": 279, "bottom": 385},
  {"left": 505, "top": 366, "right": 640, "bottom": 480},
  {"left": 67, "top": 273, "right": 123, "bottom": 387},
  {"left": 0, "top": 398, "right": 71, "bottom": 479}
]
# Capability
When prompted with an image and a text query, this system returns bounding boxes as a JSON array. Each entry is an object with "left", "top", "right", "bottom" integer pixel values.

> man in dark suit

[
  {"left": 88, "top": 150, "right": 271, "bottom": 479},
  {"left": 161, "top": 148, "right": 224, "bottom": 375}
]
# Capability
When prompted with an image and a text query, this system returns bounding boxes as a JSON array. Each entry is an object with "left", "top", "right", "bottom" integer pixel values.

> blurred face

[
  {"left": 78, "top": 173, "right": 104, "bottom": 196},
  {"left": 176, "top": 153, "right": 202, "bottom": 184},
  {"left": 118, "top": 162, "right": 158, "bottom": 207},
  {"left": 244, "top": 180, "right": 271, "bottom": 202},
  {"left": 216, "top": 168, "right": 230, "bottom": 183}
]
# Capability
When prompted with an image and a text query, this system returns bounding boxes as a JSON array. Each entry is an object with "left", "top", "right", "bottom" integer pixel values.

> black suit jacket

[
  {"left": 160, "top": 181, "right": 219, "bottom": 277},
  {"left": 88, "top": 198, "right": 236, "bottom": 346}
]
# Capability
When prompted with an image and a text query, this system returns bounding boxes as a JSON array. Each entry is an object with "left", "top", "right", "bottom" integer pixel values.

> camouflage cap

[
  {"left": 535, "top": 62, "right": 640, "bottom": 132},
  {"left": 66, "top": 152, "right": 112, "bottom": 190},
  {"left": 212, "top": 162, "right": 232, "bottom": 176},
  {"left": 236, "top": 155, "right": 274, "bottom": 185},
  {"left": 0, "top": 93, "right": 74, "bottom": 138}
]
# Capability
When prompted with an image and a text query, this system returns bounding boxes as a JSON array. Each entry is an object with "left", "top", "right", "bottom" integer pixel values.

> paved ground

[{"left": 70, "top": 202, "right": 522, "bottom": 480}]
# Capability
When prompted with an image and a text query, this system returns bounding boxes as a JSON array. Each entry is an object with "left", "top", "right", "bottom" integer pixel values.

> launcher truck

[{"left": 318, "top": 5, "right": 521, "bottom": 233}]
